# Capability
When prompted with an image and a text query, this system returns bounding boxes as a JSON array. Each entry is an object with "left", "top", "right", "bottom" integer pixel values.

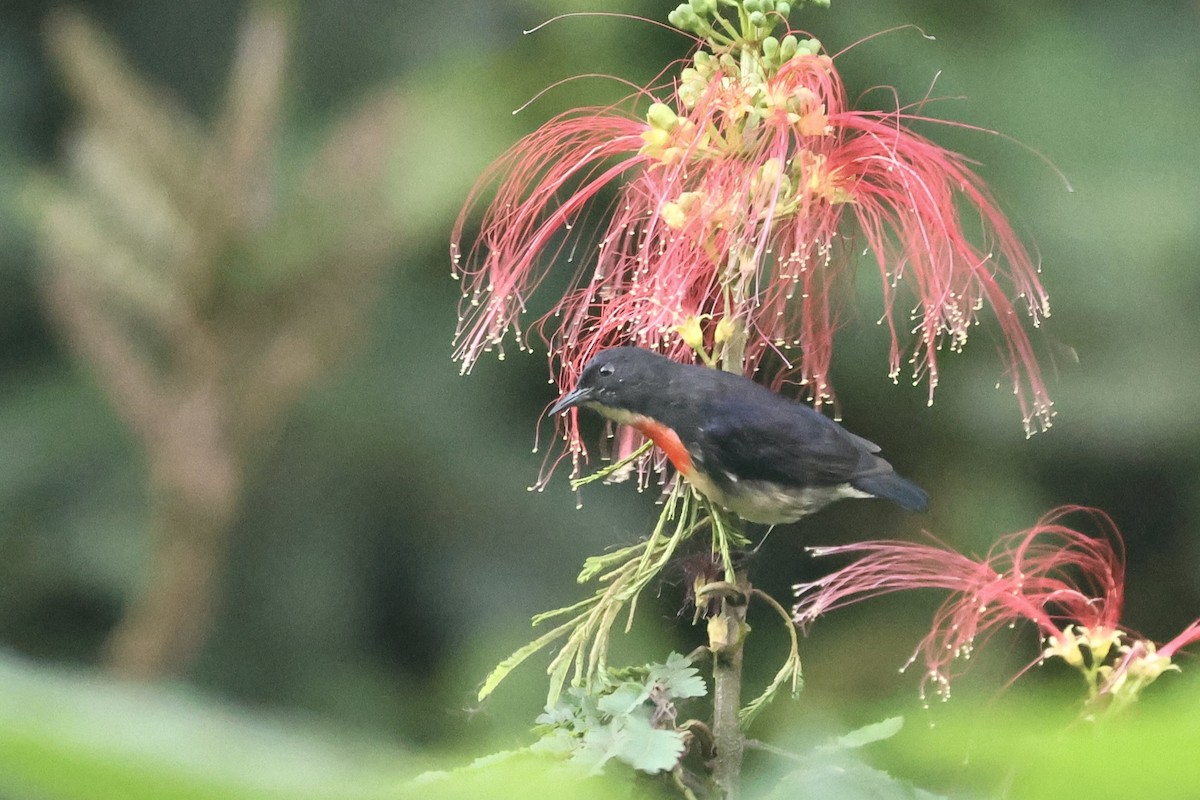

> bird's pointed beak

[{"left": 549, "top": 386, "right": 593, "bottom": 416}]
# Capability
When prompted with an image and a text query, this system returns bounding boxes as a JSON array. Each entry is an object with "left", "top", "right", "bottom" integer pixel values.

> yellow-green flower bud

[
  {"left": 1126, "top": 646, "right": 1177, "bottom": 682},
  {"left": 762, "top": 36, "right": 780, "bottom": 62},
  {"left": 661, "top": 203, "right": 686, "bottom": 230},
  {"left": 646, "top": 102, "right": 679, "bottom": 131},
  {"left": 675, "top": 314, "right": 707, "bottom": 352},
  {"left": 780, "top": 34, "right": 798, "bottom": 61},
  {"left": 668, "top": 4, "right": 700, "bottom": 32},
  {"left": 714, "top": 316, "right": 736, "bottom": 346},
  {"left": 1044, "top": 631, "right": 1085, "bottom": 668},
  {"left": 639, "top": 127, "right": 672, "bottom": 159},
  {"left": 797, "top": 37, "right": 821, "bottom": 56},
  {"left": 1086, "top": 627, "right": 1122, "bottom": 664},
  {"left": 661, "top": 191, "right": 702, "bottom": 230}
]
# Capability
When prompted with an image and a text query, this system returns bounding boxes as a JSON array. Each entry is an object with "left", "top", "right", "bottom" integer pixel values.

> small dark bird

[{"left": 550, "top": 347, "right": 928, "bottom": 524}]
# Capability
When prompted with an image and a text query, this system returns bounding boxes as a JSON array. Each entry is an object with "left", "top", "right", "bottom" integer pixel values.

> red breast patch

[{"left": 632, "top": 417, "right": 694, "bottom": 476}]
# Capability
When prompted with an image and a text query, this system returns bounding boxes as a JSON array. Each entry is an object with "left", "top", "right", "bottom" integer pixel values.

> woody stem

[
  {"left": 711, "top": 314, "right": 749, "bottom": 798},
  {"left": 709, "top": 573, "right": 750, "bottom": 799}
]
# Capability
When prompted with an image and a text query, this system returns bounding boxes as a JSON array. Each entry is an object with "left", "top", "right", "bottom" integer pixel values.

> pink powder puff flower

[
  {"left": 793, "top": 506, "right": 1200, "bottom": 710},
  {"left": 451, "top": 24, "right": 1053, "bottom": 487},
  {"left": 1091, "top": 619, "right": 1200, "bottom": 714}
]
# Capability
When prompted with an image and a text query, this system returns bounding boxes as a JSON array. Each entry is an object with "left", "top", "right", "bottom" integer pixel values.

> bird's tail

[{"left": 851, "top": 472, "right": 929, "bottom": 512}]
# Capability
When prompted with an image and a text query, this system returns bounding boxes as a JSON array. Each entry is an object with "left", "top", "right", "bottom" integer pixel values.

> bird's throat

[{"left": 585, "top": 402, "right": 694, "bottom": 476}]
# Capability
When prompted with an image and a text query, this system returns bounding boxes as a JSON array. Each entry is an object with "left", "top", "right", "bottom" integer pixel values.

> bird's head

[{"left": 548, "top": 347, "right": 671, "bottom": 420}]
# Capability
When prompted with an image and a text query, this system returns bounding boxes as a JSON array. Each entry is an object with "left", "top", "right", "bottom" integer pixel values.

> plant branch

[{"left": 707, "top": 571, "right": 750, "bottom": 800}]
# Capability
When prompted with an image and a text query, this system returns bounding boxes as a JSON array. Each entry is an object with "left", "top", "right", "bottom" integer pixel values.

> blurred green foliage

[
  {"left": 0, "top": 0, "right": 1198, "bottom": 797},
  {"left": 0, "top": 652, "right": 407, "bottom": 800}
]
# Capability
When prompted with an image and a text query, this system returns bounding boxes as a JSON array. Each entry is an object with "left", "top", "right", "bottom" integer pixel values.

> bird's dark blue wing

[{"left": 691, "top": 396, "right": 876, "bottom": 487}]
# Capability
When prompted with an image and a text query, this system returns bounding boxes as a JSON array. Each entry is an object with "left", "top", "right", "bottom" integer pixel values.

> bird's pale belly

[{"left": 697, "top": 474, "right": 872, "bottom": 525}]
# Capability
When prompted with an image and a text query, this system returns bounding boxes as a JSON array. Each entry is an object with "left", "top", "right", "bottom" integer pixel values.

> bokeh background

[{"left": 1, "top": 1, "right": 1199, "bottom": 797}]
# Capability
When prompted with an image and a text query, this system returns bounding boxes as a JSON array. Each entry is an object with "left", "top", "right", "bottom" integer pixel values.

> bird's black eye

[{"left": 598, "top": 364, "right": 614, "bottom": 377}]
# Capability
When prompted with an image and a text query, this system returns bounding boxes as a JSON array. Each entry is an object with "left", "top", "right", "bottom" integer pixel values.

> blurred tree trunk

[
  {"left": 37, "top": 5, "right": 406, "bottom": 678},
  {"left": 105, "top": 379, "right": 244, "bottom": 677},
  {"left": 106, "top": 474, "right": 239, "bottom": 677}
]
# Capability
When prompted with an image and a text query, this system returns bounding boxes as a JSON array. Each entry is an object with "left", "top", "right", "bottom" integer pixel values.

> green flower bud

[
  {"left": 674, "top": 310, "right": 710, "bottom": 351},
  {"left": 748, "top": 10, "right": 767, "bottom": 27},
  {"left": 796, "top": 37, "right": 821, "bottom": 56},
  {"left": 646, "top": 102, "right": 679, "bottom": 131},
  {"left": 743, "top": 0, "right": 767, "bottom": 14},
  {"left": 689, "top": 0, "right": 717, "bottom": 16},
  {"left": 762, "top": 36, "right": 780, "bottom": 61},
  {"left": 775, "top": 1, "right": 791, "bottom": 18},
  {"left": 780, "top": 34, "right": 798, "bottom": 60},
  {"left": 668, "top": 4, "right": 700, "bottom": 32},
  {"left": 714, "top": 316, "right": 736, "bottom": 347}
]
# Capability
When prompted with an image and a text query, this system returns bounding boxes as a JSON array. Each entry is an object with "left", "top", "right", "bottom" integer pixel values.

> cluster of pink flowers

[
  {"left": 451, "top": 23, "right": 1052, "bottom": 485},
  {"left": 792, "top": 506, "right": 1200, "bottom": 708},
  {"left": 451, "top": 0, "right": 1195, "bottom": 719}
]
